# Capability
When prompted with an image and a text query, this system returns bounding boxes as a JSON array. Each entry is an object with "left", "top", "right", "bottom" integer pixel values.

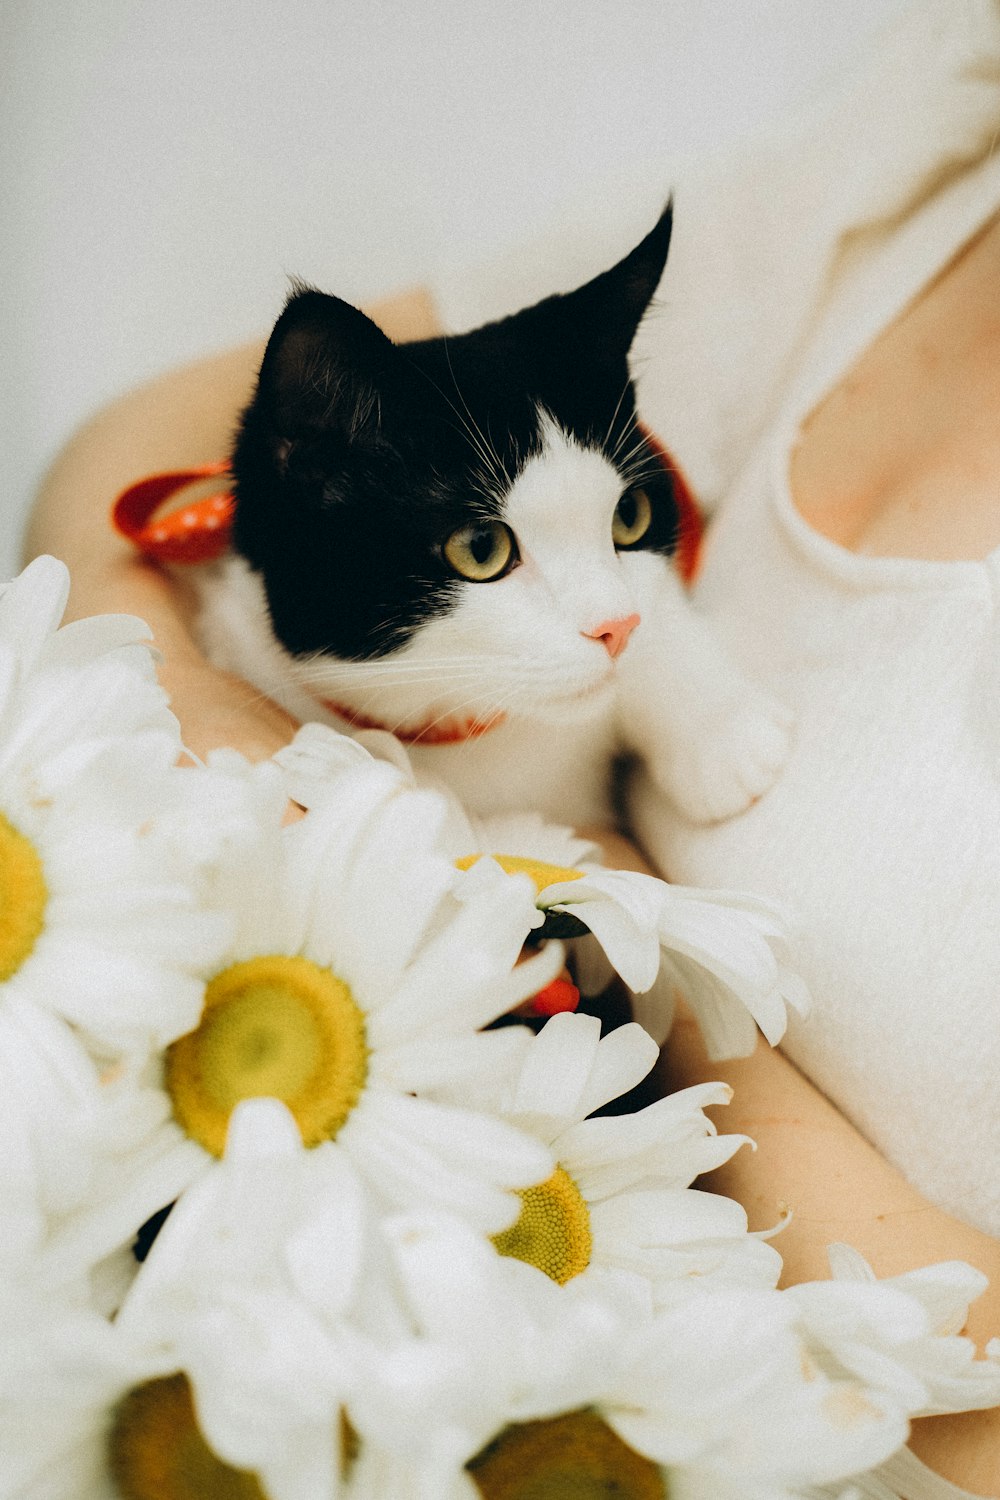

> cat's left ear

[
  {"left": 549, "top": 200, "right": 672, "bottom": 363},
  {"left": 253, "top": 285, "right": 402, "bottom": 450}
]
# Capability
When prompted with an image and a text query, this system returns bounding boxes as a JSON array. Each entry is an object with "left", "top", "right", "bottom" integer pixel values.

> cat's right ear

[{"left": 254, "top": 287, "right": 399, "bottom": 454}]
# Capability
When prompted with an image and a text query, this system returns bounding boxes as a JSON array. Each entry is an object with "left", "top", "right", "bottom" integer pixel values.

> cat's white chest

[{"left": 404, "top": 714, "right": 621, "bottom": 825}]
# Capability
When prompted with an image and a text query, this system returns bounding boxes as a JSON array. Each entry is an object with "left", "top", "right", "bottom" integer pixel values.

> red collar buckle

[{"left": 111, "top": 462, "right": 235, "bottom": 564}]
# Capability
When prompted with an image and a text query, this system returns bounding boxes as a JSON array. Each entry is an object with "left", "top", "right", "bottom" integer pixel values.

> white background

[{"left": 2, "top": 0, "right": 909, "bottom": 578}]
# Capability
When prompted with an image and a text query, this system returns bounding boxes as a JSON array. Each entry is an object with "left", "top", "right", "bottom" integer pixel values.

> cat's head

[{"left": 231, "top": 204, "right": 677, "bottom": 729}]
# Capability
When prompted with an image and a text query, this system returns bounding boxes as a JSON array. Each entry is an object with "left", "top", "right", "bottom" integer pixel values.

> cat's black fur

[{"left": 230, "top": 204, "right": 676, "bottom": 663}]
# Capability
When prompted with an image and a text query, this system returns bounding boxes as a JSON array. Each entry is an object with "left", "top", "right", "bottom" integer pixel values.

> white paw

[{"left": 651, "top": 695, "right": 794, "bottom": 824}]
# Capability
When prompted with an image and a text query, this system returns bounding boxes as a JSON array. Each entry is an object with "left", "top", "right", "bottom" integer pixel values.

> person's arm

[
  {"left": 590, "top": 829, "right": 1000, "bottom": 1495},
  {"left": 24, "top": 288, "right": 439, "bottom": 762},
  {"left": 663, "top": 1008, "right": 1000, "bottom": 1493}
]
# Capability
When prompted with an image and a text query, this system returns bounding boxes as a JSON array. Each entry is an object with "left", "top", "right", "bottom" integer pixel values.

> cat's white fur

[{"left": 196, "top": 412, "right": 792, "bottom": 825}]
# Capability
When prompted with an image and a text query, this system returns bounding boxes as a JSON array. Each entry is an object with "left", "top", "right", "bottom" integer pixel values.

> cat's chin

[{"left": 519, "top": 675, "right": 617, "bottom": 727}]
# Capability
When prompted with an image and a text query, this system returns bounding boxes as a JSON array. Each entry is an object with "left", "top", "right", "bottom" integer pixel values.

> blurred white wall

[{"left": 2, "top": 0, "right": 909, "bottom": 577}]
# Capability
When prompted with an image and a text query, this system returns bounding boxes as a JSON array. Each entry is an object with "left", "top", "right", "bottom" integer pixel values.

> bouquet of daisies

[{"left": 2, "top": 557, "right": 998, "bottom": 1500}]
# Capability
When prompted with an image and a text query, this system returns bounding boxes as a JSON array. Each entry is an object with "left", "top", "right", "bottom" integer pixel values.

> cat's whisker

[
  {"left": 292, "top": 658, "right": 507, "bottom": 688},
  {"left": 602, "top": 376, "right": 634, "bottom": 453},
  {"left": 442, "top": 339, "right": 509, "bottom": 489},
  {"left": 379, "top": 679, "right": 501, "bottom": 741},
  {"left": 349, "top": 674, "right": 502, "bottom": 713},
  {"left": 292, "top": 646, "right": 568, "bottom": 681},
  {"left": 618, "top": 445, "right": 682, "bottom": 482},
  {"left": 618, "top": 462, "right": 671, "bottom": 490},
  {"left": 413, "top": 349, "right": 508, "bottom": 495},
  {"left": 357, "top": 658, "right": 570, "bottom": 725},
  {"left": 290, "top": 654, "right": 497, "bottom": 684},
  {"left": 613, "top": 431, "right": 653, "bottom": 476},
  {"left": 407, "top": 679, "right": 517, "bottom": 742},
  {"left": 609, "top": 409, "right": 641, "bottom": 464}
]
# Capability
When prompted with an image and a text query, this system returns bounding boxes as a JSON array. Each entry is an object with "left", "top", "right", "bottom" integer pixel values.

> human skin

[{"left": 26, "top": 282, "right": 1000, "bottom": 1491}]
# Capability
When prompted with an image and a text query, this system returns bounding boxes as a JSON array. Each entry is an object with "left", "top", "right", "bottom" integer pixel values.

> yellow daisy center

[
  {"left": 165, "top": 954, "right": 368, "bottom": 1157},
  {"left": 0, "top": 812, "right": 47, "bottom": 982},
  {"left": 455, "top": 853, "right": 585, "bottom": 897},
  {"left": 108, "top": 1374, "right": 266, "bottom": 1500},
  {"left": 467, "top": 1409, "right": 668, "bottom": 1500},
  {"left": 491, "top": 1165, "right": 592, "bottom": 1285}
]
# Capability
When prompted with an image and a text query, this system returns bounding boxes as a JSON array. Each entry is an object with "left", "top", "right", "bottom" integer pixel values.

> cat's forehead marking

[{"left": 501, "top": 408, "right": 622, "bottom": 550}]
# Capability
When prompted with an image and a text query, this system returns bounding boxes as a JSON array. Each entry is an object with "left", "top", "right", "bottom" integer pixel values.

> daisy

[
  {"left": 475, "top": 1009, "right": 782, "bottom": 1302},
  {"left": 2, "top": 1112, "right": 365, "bottom": 1500},
  {"left": 0, "top": 732, "right": 231, "bottom": 1053},
  {"left": 0, "top": 1278, "right": 280, "bottom": 1500},
  {"left": 0, "top": 561, "right": 237, "bottom": 1276},
  {"left": 43, "top": 751, "right": 562, "bottom": 1280},
  {"left": 10, "top": 1107, "right": 436, "bottom": 1500},
  {"left": 0, "top": 993, "right": 201, "bottom": 1279},
  {"left": 0, "top": 556, "right": 230, "bottom": 1054},
  {"left": 111, "top": 1099, "right": 366, "bottom": 1500},
  {"left": 454, "top": 821, "right": 809, "bottom": 1060},
  {"left": 792, "top": 1243, "right": 1000, "bottom": 1418},
  {"left": 0, "top": 1268, "right": 171, "bottom": 1500},
  {"left": 0, "top": 555, "right": 163, "bottom": 706},
  {"left": 343, "top": 1215, "right": 942, "bottom": 1500},
  {"left": 277, "top": 725, "right": 810, "bottom": 1059}
]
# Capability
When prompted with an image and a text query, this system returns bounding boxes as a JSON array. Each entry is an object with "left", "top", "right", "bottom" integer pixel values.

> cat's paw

[{"left": 650, "top": 695, "right": 794, "bottom": 824}]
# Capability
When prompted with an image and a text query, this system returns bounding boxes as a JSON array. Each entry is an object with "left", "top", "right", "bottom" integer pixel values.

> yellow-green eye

[
  {"left": 442, "top": 521, "right": 518, "bottom": 582},
  {"left": 612, "top": 488, "right": 653, "bottom": 548}
]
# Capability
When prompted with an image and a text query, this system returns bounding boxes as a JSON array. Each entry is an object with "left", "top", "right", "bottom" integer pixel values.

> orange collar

[
  {"left": 111, "top": 461, "right": 235, "bottom": 564},
  {"left": 319, "top": 698, "right": 506, "bottom": 746}
]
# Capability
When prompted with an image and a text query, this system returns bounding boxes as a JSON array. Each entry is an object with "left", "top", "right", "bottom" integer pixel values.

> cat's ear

[
  {"left": 553, "top": 200, "right": 673, "bottom": 363},
  {"left": 254, "top": 286, "right": 399, "bottom": 448}
]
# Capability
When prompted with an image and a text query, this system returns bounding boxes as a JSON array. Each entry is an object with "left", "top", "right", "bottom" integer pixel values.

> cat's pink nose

[{"left": 582, "top": 613, "right": 641, "bottom": 659}]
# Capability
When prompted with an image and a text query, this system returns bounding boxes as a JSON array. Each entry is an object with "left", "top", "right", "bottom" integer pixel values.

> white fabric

[
  {"left": 633, "top": 126, "right": 1000, "bottom": 1246},
  {"left": 635, "top": 124, "right": 996, "bottom": 1500}
]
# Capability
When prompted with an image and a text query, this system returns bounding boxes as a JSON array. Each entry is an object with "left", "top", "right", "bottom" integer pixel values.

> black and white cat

[{"left": 196, "top": 206, "right": 792, "bottom": 825}]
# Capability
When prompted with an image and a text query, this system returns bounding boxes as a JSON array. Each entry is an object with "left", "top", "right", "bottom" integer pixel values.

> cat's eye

[
  {"left": 612, "top": 488, "right": 654, "bottom": 549},
  {"left": 442, "top": 520, "right": 519, "bottom": 582}
]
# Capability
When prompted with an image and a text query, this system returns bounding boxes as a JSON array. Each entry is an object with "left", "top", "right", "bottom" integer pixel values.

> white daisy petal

[
  {"left": 298, "top": 784, "right": 453, "bottom": 1001},
  {"left": 628, "top": 965, "right": 680, "bottom": 1044},
  {"left": 346, "top": 1093, "right": 551, "bottom": 1225},
  {"left": 570, "top": 932, "right": 617, "bottom": 998},
  {"left": 472, "top": 812, "right": 602, "bottom": 870},
  {"left": 507, "top": 1011, "right": 604, "bottom": 1129},
  {"left": 368, "top": 865, "right": 540, "bottom": 1044},
  {"left": 554, "top": 1082, "right": 733, "bottom": 1176},
  {"left": 802, "top": 1251, "right": 1000, "bottom": 1416},
  {"left": 34, "top": 610, "right": 155, "bottom": 671},
  {"left": 0, "top": 554, "right": 71, "bottom": 668},
  {"left": 661, "top": 953, "right": 761, "bottom": 1059},
  {"left": 569, "top": 1129, "right": 753, "bottom": 1205},
  {"left": 21, "top": 940, "right": 208, "bottom": 1050},
  {"left": 556, "top": 892, "right": 662, "bottom": 992},
  {"left": 40, "top": 1133, "right": 208, "bottom": 1287},
  {"left": 378, "top": 1026, "right": 534, "bottom": 1106},
  {"left": 572, "top": 1020, "right": 660, "bottom": 1118},
  {"left": 655, "top": 897, "right": 781, "bottom": 995},
  {"left": 589, "top": 1187, "right": 752, "bottom": 1257},
  {"left": 0, "top": 656, "right": 170, "bottom": 776},
  {"left": 274, "top": 720, "right": 384, "bottom": 807}
]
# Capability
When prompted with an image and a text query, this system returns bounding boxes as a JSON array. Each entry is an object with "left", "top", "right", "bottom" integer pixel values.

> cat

[{"left": 195, "top": 204, "right": 793, "bottom": 827}]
